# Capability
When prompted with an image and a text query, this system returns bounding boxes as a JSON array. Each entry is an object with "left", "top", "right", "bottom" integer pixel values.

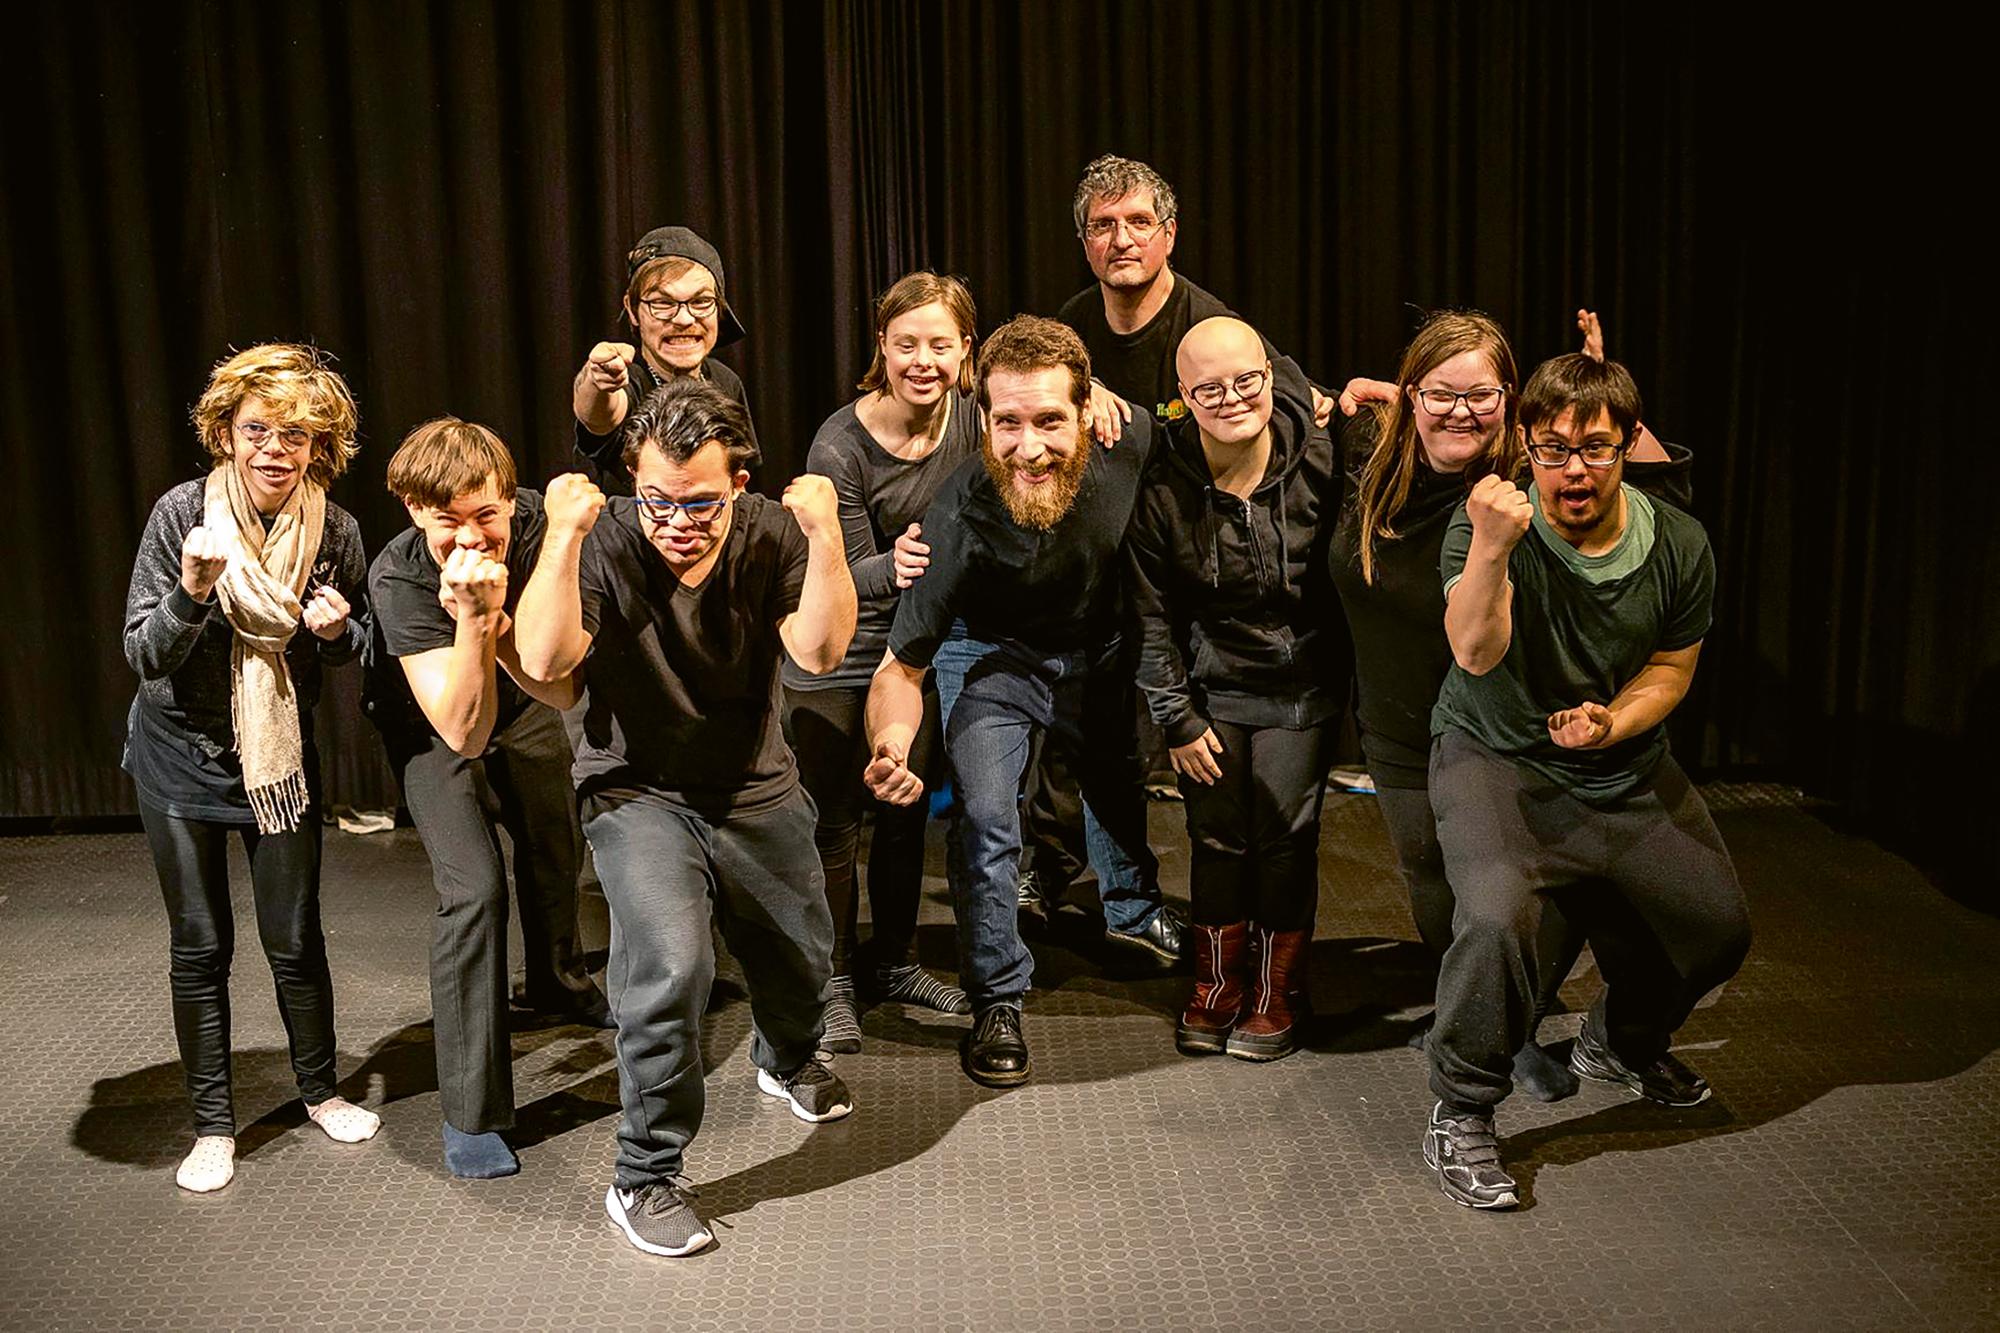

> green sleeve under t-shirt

[{"left": 1432, "top": 482, "right": 1716, "bottom": 804}]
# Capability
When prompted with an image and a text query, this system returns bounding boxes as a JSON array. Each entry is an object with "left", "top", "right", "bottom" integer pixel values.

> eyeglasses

[
  {"left": 236, "top": 420, "right": 312, "bottom": 451},
  {"left": 637, "top": 294, "right": 719, "bottom": 322},
  {"left": 1083, "top": 214, "right": 1167, "bottom": 243},
  {"left": 1415, "top": 386, "right": 1504, "bottom": 416},
  {"left": 1527, "top": 440, "right": 1627, "bottom": 468},
  {"left": 634, "top": 493, "right": 730, "bottom": 525},
  {"left": 1185, "top": 367, "right": 1271, "bottom": 411}
]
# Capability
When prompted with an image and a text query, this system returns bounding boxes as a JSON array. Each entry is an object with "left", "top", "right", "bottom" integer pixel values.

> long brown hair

[
  {"left": 1355, "top": 311, "right": 1521, "bottom": 584},
  {"left": 856, "top": 271, "right": 978, "bottom": 396}
]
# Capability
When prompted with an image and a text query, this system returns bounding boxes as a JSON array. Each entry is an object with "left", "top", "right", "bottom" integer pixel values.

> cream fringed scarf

[{"left": 202, "top": 465, "right": 326, "bottom": 833}]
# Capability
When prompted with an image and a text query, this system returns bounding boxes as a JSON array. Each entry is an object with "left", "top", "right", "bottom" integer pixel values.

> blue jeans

[{"left": 930, "top": 634, "right": 1162, "bottom": 1008}]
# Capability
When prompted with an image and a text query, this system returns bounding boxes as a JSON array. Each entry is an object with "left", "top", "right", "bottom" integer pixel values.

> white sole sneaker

[
  {"left": 603, "top": 1185, "right": 713, "bottom": 1257},
  {"left": 756, "top": 1067, "right": 854, "bottom": 1123}
]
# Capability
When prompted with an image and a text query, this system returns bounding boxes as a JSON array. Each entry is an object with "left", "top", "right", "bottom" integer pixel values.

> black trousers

[
  {"left": 138, "top": 801, "right": 337, "bottom": 1137},
  {"left": 390, "top": 703, "right": 590, "bottom": 1134},
  {"left": 1427, "top": 730, "right": 1752, "bottom": 1111},
  {"left": 1375, "top": 781, "right": 1586, "bottom": 1028},
  {"left": 781, "top": 681, "right": 937, "bottom": 974},
  {"left": 1180, "top": 719, "right": 1330, "bottom": 930}
]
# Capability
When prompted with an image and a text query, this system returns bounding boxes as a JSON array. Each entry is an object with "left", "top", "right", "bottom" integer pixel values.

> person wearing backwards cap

[{"left": 572, "top": 225, "right": 758, "bottom": 496}]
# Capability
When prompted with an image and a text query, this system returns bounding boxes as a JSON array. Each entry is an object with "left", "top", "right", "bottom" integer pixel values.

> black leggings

[
  {"left": 782, "top": 682, "right": 938, "bottom": 973},
  {"left": 138, "top": 801, "right": 338, "bottom": 1137},
  {"left": 1180, "top": 719, "right": 1330, "bottom": 931}
]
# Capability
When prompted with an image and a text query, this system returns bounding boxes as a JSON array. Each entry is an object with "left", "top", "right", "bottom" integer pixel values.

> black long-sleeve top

[
  {"left": 1125, "top": 356, "right": 1349, "bottom": 746},
  {"left": 121, "top": 477, "right": 368, "bottom": 820}
]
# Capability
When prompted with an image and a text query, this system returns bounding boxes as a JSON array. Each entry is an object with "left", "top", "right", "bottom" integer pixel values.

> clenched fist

[
  {"left": 180, "top": 526, "right": 230, "bottom": 601},
  {"left": 1547, "top": 701, "right": 1614, "bottom": 749},
  {"left": 544, "top": 472, "right": 605, "bottom": 537},
  {"left": 439, "top": 547, "right": 509, "bottom": 621},
  {"left": 302, "top": 585, "right": 351, "bottom": 641},
  {"left": 891, "top": 523, "right": 930, "bottom": 588},
  {"left": 862, "top": 740, "right": 925, "bottom": 806},
  {"left": 584, "top": 341, "right": 637, "bottom": 393},
  {"left": 1466, "top": 474, "right": 1533, "bottom": 553},
  {"left": 782, "top": 473, "right": 839, "bottom": 543}
]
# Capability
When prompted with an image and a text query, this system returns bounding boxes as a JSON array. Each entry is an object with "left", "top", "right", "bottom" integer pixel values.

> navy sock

[
  {"left": 442, "top": 1123, "right": 519, "bottom": 1179},
  {"left": 1513, "top": 1039, "right": 1580, "bottom": 1103}
]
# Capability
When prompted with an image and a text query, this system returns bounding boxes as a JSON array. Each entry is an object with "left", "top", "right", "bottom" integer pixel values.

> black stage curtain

[{"left": 2, "top": 4, "right": 1991, "bottom": 890}]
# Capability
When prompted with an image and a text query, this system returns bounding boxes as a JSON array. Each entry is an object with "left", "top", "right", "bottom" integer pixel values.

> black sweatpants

[
  {"left": 1180, "top": 719, "right": 1330, "bottom": 930},
  {"left": 138, "top": 801, "right": 337, "bottom": 1137},
  {"left": 1427, "top": 729, "right": 1751, "bottom": 1111},
  {"left": 390, "top": 703, "right": 590, "bottom": 1134},
  {"left": 781, "top": 681, "right": 938, "bottom": 973}
]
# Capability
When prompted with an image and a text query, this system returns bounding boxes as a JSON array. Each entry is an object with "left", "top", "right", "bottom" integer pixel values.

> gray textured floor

[{"left": 1, "top": 787, "right": 1995, "bottom": 1331}]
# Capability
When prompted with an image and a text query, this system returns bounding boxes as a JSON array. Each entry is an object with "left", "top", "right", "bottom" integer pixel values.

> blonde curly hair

[{"left": 191, "top": 343, "right": 360, "bottom": 488}]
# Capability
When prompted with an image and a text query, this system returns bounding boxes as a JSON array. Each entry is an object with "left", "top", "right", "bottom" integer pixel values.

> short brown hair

[
  {"left": 191, "top": 343, "right": 360, "bottom": 488},
  {"left": 1519, "top": 354, "right": 1644, "bottom": 446},
  {"left": 624, "top": 256, "right": 705, "bottom": 313},
  {"left": 975, "top": 315, "right": 1091, "bottom": 412},
  {"left": 385, "top": 417, "right": 518, "bottom": 509},
  {"left": 857, "top": 272, "right": 978, "bottom": 395},
  {"left": 620, "top": 377, "right": 760, "bottom": 475}
]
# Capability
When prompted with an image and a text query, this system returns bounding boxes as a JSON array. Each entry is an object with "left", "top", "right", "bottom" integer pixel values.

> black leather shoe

[
  {"left": 961, "top": 1004, "right": 1031, "bottom": 1087},
  {"left": 1105, "top": 905, "right": 1186, "bottom": 964}
]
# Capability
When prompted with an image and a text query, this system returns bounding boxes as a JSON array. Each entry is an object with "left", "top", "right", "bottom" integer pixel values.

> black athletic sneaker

[
  {"left": 757, "top": 1057, "right": 856, "bottom": 1123},
  {"left": 605, "top": 1180, "right": 713, "bottom": 1257},
  {"left": 1570, "top": 1025, "right": 1712, "bottom": 1107},
  {"left": 1423, "top": 1102, "right": 1519, "bottom": 1210}
]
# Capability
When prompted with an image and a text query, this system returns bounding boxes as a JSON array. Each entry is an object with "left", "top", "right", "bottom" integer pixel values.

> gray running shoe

[
  {"left": 604, "top": 1180, "right": 713, "bottom": 1257},
  {"left": 1423, "top": 1102, "right": 1519, "bottom": 1210},
  {"left": 1570, "top": 1025, "right": 1712, "bottom": 1107}
]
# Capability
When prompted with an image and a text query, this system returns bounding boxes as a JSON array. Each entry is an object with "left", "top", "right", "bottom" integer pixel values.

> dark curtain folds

[{"left": 2, "top": 2, "right": 1991, "bottom": 890}]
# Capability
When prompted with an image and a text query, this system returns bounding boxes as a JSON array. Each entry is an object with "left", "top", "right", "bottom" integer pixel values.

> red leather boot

[
  {"left": 1227, "top": 926, "right": 1311, "bottom": 1061},
  {"left": 1175, "top": 921, "right": 1249, "bottom": 1055}
]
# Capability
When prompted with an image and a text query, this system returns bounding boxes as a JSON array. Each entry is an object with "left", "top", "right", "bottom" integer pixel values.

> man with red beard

[
  {"left": 861, "top": 315, "right": 1173, "bottom": 1087},
  {"left": 1421, "top": 353, "right": 1751, "bottom": 1210}
]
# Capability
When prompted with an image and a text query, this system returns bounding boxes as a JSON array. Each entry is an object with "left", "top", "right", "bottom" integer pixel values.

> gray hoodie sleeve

[{"left": 124, "top": 484, "right": 217, "bottom": 681}]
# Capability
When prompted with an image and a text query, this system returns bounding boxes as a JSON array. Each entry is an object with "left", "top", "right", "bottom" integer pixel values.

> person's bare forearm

[
  {"left": 865, "top": 651, "right": 926, "bottom": 761},
  {"left": 515, "top": 532, "right": 590, "bottom": 682},
  {"left": 498, "top": 625, "right": 581, "bottom": 711},
  {"left": 1445, "top": 547, "right": 1515, "bottom": 674},
  {"left": 428, "top": 617, "right": 505, "bottom": 756},
  {"left": 780, "top": 534, "right": 858, "bottom": 674},
  {"left": 572, "top": 366, "right": 627, "bottom": 437},
  {"left": 1603, "top": 649, "right": 1698, "bottom": 743}
]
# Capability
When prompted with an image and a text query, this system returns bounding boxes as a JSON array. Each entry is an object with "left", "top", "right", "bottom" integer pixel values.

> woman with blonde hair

[{"left": 122, "top": 343, "right": 380, "bottom": 1192}]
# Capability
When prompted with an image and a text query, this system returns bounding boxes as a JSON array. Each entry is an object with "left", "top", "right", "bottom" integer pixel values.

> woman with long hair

[{"left": 122, "top": 343, "right": 381, "bottom": 1192}]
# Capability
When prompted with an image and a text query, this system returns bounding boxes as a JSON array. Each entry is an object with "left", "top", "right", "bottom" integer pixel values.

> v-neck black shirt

[{"left": 572, "top": 492, "right": 808, "bottom": 815}]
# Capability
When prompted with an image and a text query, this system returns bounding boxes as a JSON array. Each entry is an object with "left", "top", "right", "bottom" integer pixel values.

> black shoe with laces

[
  {"left": 961, "top": 1004, "right": 1031, "bottom": 1087},
  {"left": 1423, "top": 1102, "right": 1519, "bottom": 1210},
  {"left": 1105, "top": 905, "right": 1186, "bottom": 964},
  {"left": 757, "top": 1056, "right": 855, "bottom": 1123},
  {"left": 1569, "top": 1024, "right": 1711, "bottom": 1107},
  {"left": 605, "top": 1179, "right": 713, "bottom": 1257}
]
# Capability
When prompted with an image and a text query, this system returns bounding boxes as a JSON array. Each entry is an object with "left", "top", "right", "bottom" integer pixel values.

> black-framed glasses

[
  {"left": 1415, "top": 386, "right": 1504, "bottom": 416},
  {"left": 1186, "top": 367, "right": 1271, "bottom": 410},
  {"left": 634, "top": 493, "right": 730, "bottom": 525},
  {"left": 236, "top": 420, "right": 312, "bottom": 451},
  {"left": 1527, "top": 440, "right": 1627, "bottom": 468},
  {"left": 1083, "top": 214, "right": 1167, "bottom": 243},
  {"left": 637, "top": 294, "right": 719, "bottom": 321}
]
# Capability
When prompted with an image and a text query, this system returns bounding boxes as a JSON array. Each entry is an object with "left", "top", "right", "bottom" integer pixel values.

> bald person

[{"left": 1124, "top": 317, "right": 1344, "bottom": 1061}]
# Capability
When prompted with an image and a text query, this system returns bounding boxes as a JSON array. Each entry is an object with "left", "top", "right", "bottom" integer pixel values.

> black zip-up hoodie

[{"left": 1125, "top": 355, "right": 1348, "bottom": 747}]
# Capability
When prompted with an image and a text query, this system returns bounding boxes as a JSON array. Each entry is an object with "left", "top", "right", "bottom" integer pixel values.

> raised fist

[
  {"left": 1577, "top": 309, "right": 1606, "bottom": 363},
  {"left": 585, "top": 341, "right": 637, "bottom": 393},
  {"left": 782, "top": 473, "right": 839, "bottom": 543},
  {"left": 544, "top": 472, "right": 605, "bottom": 537},
  {"left": 862, "top": 740, "right": 925, "bottom": 806},
  {"left": 891, "top": 523, "right": 930, "bottom": 589},
  {"left": 301, "top": 585, "right": 351, "bottom": 641},
  {"left": 440, "top": 547, "right": 508, "bottom": 620},
  {"left": 1466, "top": 474, "right": 1533, "bottom": 552},
  {"left": 1547, "top": 700, "right": 1614, "bottom": 749},
  {"left": 180, "top": 525, "right": 230, "bottom": 601}
]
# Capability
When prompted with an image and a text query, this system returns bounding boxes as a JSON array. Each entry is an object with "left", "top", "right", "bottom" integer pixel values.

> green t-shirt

[{"left": 1432, "top": 483, "right": 1715, "bottom": 803}]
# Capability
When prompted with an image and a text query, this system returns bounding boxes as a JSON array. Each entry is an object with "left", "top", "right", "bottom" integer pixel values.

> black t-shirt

[
  {"left": 363, "top": 488, "right": 549, "bottom": 749},
  {"left": 572, "top": 355, "right": 757, "bottom": 497},
  {"left": 1058, "top": 274, "right": 1234, "bottom": 427},
  {"left": 781, "top": 390, "right": 984, "bottom": 693},
  {"left": 572, "top": 492, "right": 807, "bottom": 815},
  {"left": 888, "top": 410, "right": 1156, "bottom": 668}
]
